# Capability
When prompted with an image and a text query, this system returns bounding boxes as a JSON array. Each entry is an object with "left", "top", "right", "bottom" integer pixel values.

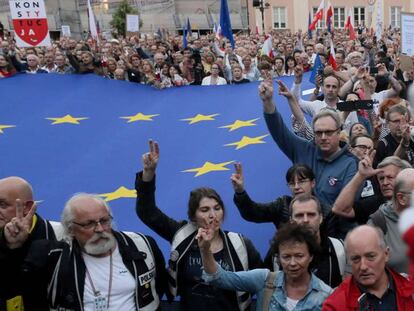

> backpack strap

[
  {"left": 371, "top": 212, "right": 387, "bottom": 235},
  {"left": 328, "top": 237, "right": 346, "bottom": 276},
  {"left": 262, "top": 271, "right": 277, "bottom": 311}
]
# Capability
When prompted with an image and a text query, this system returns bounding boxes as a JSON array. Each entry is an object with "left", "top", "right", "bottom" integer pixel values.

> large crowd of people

[{"left": 2, "top": 22, "right": 414, "bottom": 311}]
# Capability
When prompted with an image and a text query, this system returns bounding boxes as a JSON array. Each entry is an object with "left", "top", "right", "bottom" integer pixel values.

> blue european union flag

[
  {"left": 219, "top": 0, "right": 235, "bottom": 48},
  {"left": 309, "top": 54, "right": 324, "bottom": 85},
  {"left": 0, "top": 73, "right": 314, "bottom": 256}
]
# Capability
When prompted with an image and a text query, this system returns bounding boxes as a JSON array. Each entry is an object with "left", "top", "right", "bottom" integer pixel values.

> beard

[{"left": 83, "top": 231, "right": 116, "bottom": 256}]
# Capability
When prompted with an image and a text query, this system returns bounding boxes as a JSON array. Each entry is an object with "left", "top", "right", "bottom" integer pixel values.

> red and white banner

[{"left": 9, "top": 0, "right": 51, "bottom": 47}]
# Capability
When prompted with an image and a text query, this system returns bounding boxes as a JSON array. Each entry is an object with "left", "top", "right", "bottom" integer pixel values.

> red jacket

[{"left": 323, "top": 268, "right": 414, "bottom": 310}]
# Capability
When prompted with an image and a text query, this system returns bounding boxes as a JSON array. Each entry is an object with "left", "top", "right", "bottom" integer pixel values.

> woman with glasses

[
  {"left": 198, "top": 222, "right": 332, "bottom": 311},
  {"left": 135, "top": 141, "right": 262, "bottom": 311}
]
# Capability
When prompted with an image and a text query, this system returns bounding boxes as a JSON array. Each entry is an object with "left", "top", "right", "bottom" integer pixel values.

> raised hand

[
  {"left": 277, "top": 80, "right": 293, "bottom": 98},
  {"left": 142, "top": 140, "right": 159, "bottom": 181},
  {"left": 258, "top": 80, "right": 274, "bottom": 102},
  {"left": 195, "top": 218, "right": 215, "bottom": 251},
  {"left": 376, "top": 63, "right": 388, "bottom": 76},
  {"left": 230, "top": 163, "right": 244, "bottom": 193},
  {"left": 358, "top": 150, "right": 382, "bottom": 179},
  {"left": 4, "top": 199, "right": 36, "bottom": 249},
  {"left": 294, "top": 65, "right": 303, "bottom": 83}
]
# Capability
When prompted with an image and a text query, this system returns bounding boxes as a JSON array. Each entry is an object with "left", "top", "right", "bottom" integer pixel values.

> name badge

[{"left": 94, "top": 296, "right": 107, "bottom": 311}]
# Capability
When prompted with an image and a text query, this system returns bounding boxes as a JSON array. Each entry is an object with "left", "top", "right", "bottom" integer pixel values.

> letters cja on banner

[{"left": 9, "top": 0, "right": 51, "bottom": 47}]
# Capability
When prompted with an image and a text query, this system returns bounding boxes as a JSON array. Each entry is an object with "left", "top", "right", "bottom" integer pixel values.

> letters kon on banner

[{"left": 9, "top": 0, "right": 51, "bottom": 47}]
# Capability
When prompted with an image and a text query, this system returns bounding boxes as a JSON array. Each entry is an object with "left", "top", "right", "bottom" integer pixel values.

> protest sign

[
  {"left": 9, "top": 0, "right": 51, "bottom": 47},
  {"left": 61, "top": 25, "right": 71, "bottom": 37},
  {"left": 401, "top": 12, "right": 414, "bottom": 55},
  {"left": 126, "top": 14, "right": 140, "bottom": 32}
]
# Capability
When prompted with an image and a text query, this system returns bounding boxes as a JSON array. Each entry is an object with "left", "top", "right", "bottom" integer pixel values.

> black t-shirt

[
  {"left": 179, "top": 245, "right": 239, "bottom": 311},
  {"left": 353, "top": 194, "right": 385, "bottom": 224},
  {"left": 374, "top": 133, "right": 414, "bottom": 167},
  {"left": 232, "top": 78, "right": 250, "bottom": 84}
]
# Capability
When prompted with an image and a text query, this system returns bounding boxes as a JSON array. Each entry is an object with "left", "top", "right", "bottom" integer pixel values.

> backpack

[{"left": 261, "top": 271, "right": 277, "bottom": 311}]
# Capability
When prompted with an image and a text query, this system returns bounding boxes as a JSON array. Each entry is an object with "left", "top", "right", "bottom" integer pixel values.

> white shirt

[
  {"left": 292, "top": 82, "right": 359, "bottom": 132},
  {"left": 201, "top": 76, "right": 227, "bottom": 86},
  {"left": 286, "top": 297, "right": 299, "bottom": 311},
  {"left": 83, "top": 246, "right": 136, "bottom": 311}
]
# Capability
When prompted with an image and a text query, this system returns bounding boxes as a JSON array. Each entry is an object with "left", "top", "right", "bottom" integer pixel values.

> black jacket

[
  {"left": 135, "top": 172, "right": 262, "bottom": 311},
  {"left": 0, "top": 214, "right": 58, "bottom": 310},
  {"left": 12, "top": 230, "right": 167, "bottom": 311}
]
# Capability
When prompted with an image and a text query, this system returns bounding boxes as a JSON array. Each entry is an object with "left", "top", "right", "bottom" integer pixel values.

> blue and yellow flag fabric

[{"left": 1, "top": 73, "right": 314, "bottom": 255}]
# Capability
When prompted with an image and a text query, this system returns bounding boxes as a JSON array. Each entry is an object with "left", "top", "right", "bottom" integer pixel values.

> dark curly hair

[{"left": 270, "top": 222, "right": 320, "bottom": 270}]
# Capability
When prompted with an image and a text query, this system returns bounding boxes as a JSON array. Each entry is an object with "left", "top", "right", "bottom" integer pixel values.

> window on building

[
  {"left": 313, "top": 7, "right": 325, "bottom": 29},
  {"left": 273, "top": 7, "right": 287, "bottom": 29},
  {"left": 353, "top": 7, "right": 365, "bottom": 27},
  {"left": 333, "top": 7, "right": 345, "bottom": 28},
  {"left": 390, "top": 6, "right": 401, "bottom": 28}
]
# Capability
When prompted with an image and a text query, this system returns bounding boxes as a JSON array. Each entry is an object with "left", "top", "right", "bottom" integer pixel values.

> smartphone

[
  {"left": 337, "top": 100, "right": 374, "bottom": 111},
  {"left": 369, "top": 67, "right": 378, "bottom": 74}
]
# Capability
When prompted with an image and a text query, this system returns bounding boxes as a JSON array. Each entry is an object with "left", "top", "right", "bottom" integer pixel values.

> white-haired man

[{"left": 1, "top": 193, "right": 167, "bottom": 311}]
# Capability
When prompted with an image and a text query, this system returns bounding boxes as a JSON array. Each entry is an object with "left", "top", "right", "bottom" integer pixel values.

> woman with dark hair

[
  {"left": 198, "top": 222, "right": 332, "bottom": 311},
  {"left": 135, "top": 141, "right": 262, "bottom": 311},
  {"left": 284, "top": 56, "right": 297, "bottom": 76},
  {"left": 0, "top": 54, "right": 17, "bottom": 78},
  {"left": 232, "top": 163, "right": 324, "bottom": 229},
  {"left": 168, "top": 64, "right": 188, "bottom": 87}
]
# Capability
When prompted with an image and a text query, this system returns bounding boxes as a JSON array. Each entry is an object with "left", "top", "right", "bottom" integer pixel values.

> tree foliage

[{"left": 110, "top": 0, "right": 141, "bottom": 37}]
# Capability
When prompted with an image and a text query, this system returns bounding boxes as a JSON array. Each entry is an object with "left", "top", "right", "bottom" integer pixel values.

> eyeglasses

[
  {"left": 353, "top": 144, "right": 372, "bottom": 151},
  {"left": 287, "top": 179, "right": 311, "bottom": 188},
  {"left": 388, "top": 118, "right": 406, "bottom": 125},
  {"left": 314, "top": 128, "right": 340, "bottom": 138},
  {"left": 72, "top": 215, "right": 113, "bottom": 230}
]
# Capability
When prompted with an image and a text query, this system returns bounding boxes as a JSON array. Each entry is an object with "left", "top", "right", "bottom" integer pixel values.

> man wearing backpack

[{"left": 368, "top": 168, "right": 414, "bottom": 273}]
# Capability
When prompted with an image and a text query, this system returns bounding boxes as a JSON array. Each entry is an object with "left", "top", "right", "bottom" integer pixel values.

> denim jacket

[{"left": 203, "top": 264, "right": 332, "bottom": 311}]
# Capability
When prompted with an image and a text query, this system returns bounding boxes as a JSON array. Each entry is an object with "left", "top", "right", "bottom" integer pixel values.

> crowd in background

[{"left": 2, "top": 22, "right": 414, "bottom": 311}]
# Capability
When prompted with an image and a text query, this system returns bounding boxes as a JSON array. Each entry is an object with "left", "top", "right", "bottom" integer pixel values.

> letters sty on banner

[{"left": 9, "top": 0, "right": 51, "bottom": 47}]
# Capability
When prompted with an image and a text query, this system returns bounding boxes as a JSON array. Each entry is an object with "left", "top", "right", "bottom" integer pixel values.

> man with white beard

[{"left": 1, "top": 193, "right": 167, "bottom": 311}]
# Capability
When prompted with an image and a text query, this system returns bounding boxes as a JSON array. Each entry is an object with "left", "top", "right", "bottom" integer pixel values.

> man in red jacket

[{"left": 323, "top": 225, "right": 414, "bottom": 310}]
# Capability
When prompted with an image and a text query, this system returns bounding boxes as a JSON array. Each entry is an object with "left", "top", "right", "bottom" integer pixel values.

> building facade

[
  {"left": 0, "top": 0, "right": 413, "bottom": 38},
  {"left": 248, "top": 0, "right": 414, "bottom": 34}
]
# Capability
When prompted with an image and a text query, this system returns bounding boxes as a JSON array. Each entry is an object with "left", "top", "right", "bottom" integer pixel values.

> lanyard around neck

[{"left": 85, "top": 252, "right": 113, "bottom": 309}]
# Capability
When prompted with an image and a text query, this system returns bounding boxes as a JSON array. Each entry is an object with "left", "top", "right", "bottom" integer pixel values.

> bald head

[
  {"left": 0, "top": 176, "right": 34, "bottom": 228},
  {"left": 0, "top": 177, "right": 33, "bottom": 202},
  {"left": 345, "top": 225, "right": 389, "bottom": 289},
  {"left": 393, "top": 168, "right": 414, "bottom": 212},
  {"left": 345, "top": 225, "right": 386, "bottom": 252}
]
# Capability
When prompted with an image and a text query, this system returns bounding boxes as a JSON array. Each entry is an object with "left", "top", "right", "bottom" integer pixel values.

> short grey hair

[
  {"left": 377, "top": 156, "right": 412, "bottom": 170},
  {"left": 312, "top": 109, "right": 342, "bottom": 130},
  {"left": 392, "top": 168, "right": 414, "bottom": 203},
  {"left": 61, "top": 193, "right": 112, "bottom": 239}
]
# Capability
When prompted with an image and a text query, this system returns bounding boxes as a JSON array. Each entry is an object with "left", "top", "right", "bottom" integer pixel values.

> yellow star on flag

[
  {"left": 224, "top": 134, "right": 269, "bottom": 150},
  {"left": 46, "top": 114, "right": 89, "bottom": 125},
  {"left": 99, "top": 186, "right": 137, "bottom": 202},
  {"left": 0, "top": 125, "right": 16, "bottom": 134},
  {"left": 120, "top": 113, "right": 159, "bottom": 123},
  {"left": 219, "top": 118, "right": 259, "bottom": 132},
  {"left": 181, "top": 113, "right": 219, "bottom": 124},
  {"left": 183, "top": 160, "right": 234, "bottom": 177}
]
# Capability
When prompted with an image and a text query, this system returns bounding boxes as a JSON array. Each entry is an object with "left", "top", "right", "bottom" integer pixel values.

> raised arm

[
  {"left": 197, "top": 224, "right": 266, "bottom": 293},
  {"left": 332, "top": 150, "right": 382, "bottom": 218},
  {"left": 231, "top": 163, "right": 287, "bottom": 224},
  {"left": 259, "top": 80, "right": 313, "bottom": 162},
  {"left": 135, "top": 140, "right": 184, "bottom": 242}
]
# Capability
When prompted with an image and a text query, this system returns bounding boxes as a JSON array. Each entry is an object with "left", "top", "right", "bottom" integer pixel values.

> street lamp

[{"left": 253, "top": 0, "right": 270, "bottom": 34}]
